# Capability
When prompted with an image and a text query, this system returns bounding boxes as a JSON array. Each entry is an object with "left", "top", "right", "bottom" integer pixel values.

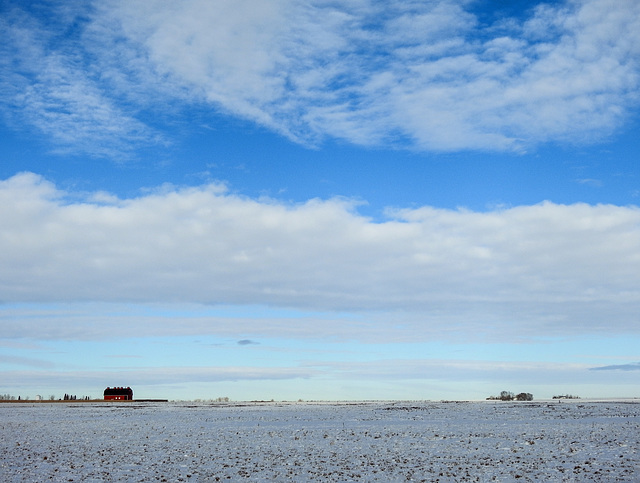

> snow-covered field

[{"left": 1, "top": 400, "right": 639, "bottom": 481}]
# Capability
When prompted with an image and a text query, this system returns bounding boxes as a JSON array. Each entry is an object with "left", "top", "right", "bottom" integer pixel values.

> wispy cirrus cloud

[
  {"left": 0, "top": 357, "right": 621, "bottom": 400},
  {"left": 105, "top": 0, "right": 640, "bottom": 151},
  {"left": 0, "top": 366, "right": 316, "bottom": 389},
  {"left": 1, "top": 0, "right": 639, "bottom": 156},
  {"left": 0, "top": 3, "right": 164, "bottom": 159},
  {"left": 0, "top": 354, "right": 53, "bottom": 369}
]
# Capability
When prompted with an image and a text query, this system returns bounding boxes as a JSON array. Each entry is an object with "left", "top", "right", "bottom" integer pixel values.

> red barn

[{"left": 104, "top": 386, "right": 133, "bottom": 400}]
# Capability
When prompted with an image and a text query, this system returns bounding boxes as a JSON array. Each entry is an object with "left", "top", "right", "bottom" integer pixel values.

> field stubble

[{"left": 0, "top": 400, "right": 638, "bottom": 481}]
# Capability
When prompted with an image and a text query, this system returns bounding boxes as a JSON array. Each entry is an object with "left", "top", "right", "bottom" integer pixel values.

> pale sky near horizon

[{"left": 1, "top": 0, "right": 640, "bottom": 401}]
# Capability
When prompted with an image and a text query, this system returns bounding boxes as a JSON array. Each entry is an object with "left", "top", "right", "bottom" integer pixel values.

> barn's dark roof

[{"left": 104, "top": 386, "right": 133, "bottom": 397}]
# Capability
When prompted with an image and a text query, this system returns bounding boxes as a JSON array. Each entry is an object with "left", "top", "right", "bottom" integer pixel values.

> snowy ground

[{"left": 1, "top": 400, "right": 639, "bottom": 481}]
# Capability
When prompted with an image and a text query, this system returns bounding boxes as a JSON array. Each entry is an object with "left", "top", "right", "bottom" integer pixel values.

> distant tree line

[
  {"left": 487, "top": 391, "right": 534, "bottom": 401},
  {"left": 1, "top": 394, "right": 91, "bottom": 401},
  {"left": 1, "top": 394, "right": 32, "bottom": 401},
  {"left": 189, "top": 396, "right": 230, "bottom": 403},
  {"left": 63, "top": 394, "right": 91, "bottom": 400},
  {"left": 553, "top": 394, "right": 580, "bottom": 399}
]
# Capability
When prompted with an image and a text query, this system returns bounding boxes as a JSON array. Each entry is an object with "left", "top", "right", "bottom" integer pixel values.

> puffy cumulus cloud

[
  {"left": 2, "top": 0, "right": 639, "bottom": 155},
  {"left": 2, "top": 172, "right": 640, "bottom": 341}
]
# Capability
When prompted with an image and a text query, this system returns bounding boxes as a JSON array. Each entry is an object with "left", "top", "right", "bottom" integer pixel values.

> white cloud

[
  {"left": 0, "top": 354, "right": 52, "bottom": 369},
  {"left": 316, "top": 358, "right": 601, "bottom": 386},
  {"left": 103, "top": 0, "right": 640, "bottom": 151},
  {"left": 2, "top": 357, "right": 632, "bottom": 400},
  {"left": 2, "top": 0, "right": 638, "bottom": 155},
  {"left": 591, "top": 362, "right": 640, "bottom": 371},
  {"left": 0, "top": 4, "right": 163, "bottom": 158},
  {"left": 1, "top": 172, "right": 640, "bottom": 341},
  {"left": 0, "top": 366, "right": 316, "bottom": 389}
]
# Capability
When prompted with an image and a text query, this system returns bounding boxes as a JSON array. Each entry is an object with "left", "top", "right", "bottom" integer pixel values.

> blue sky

[{"left": 1, "top": 0, "right": 640, "bottom": 401}]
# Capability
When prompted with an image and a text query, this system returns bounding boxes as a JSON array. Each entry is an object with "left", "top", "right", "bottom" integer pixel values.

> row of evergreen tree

[{"left": 63, "top": 394, "right": 91, "bottom": 400}]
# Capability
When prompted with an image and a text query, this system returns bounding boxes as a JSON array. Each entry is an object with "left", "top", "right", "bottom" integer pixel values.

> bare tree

[
  {"left": 500, "top": 391, "right": 514, "bottom": 401},
  {"left": 515, "top": 392, "right": 533, "bottom": 401}
]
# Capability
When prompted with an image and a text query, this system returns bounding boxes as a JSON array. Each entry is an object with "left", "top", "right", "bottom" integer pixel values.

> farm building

[{"left": 104, "top": 387, "right": 133, "bottom": 401}]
